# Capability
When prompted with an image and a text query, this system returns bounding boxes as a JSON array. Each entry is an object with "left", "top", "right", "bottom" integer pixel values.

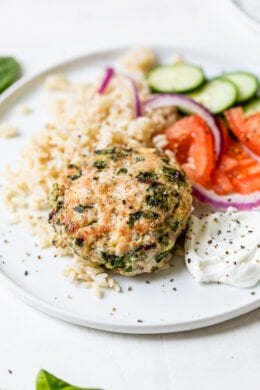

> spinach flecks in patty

[
  {"left": 75, "top": 237, "right": 84, "bottom": 247},
  {"left": 48, "top": 209, "right": 57, "bottom": 223},
  {"left": 73, "top": 204, "right": 86, "bottom": 213},
  {"left": 56, "top": 200, "right": 64, "bottom": 210},
  {"left": 73, "top": 204, "right": 94, "bottom": 213},
  {"left": 155, "top": 249, "right": 171, "bottom": 263},
  {"left": 170, "top": 221, "right": 179, "bottom": 232},
  {"left": 117, "top": 167, "right": 128, "bottom": 175},
  {"left": 94, "top": 147, "right": 117, "bottom": 155},
  {"left": 127, "top": 211, "right": 143, "bottom": 228},
  {"left": 101, "top": 252, "right": 125, "bottom": 268},
  {"left": 143, "top": 211, "right": 159, "bottom": 220},
  {"left": 88, "top": 219, "right": 98, "bottom": 226},
  {"left": 161, "top": 157, "right": 170, "bottom": 164},
  {"left": 127, "top": 210, "right": 159, "bottom": 228},
  {"left": 136, "top": 171, "right": 158, "bottom": 183},
  {"left": 137, "top": 242, "right": 157, "bottom": 251},
  {"left": 49, "top": 184, "right": 64, "bottom": 218},
  {"left": 159, "top": 234, "right": 169, "bottom": 245},
  {"left": 50, "top": 183, "right": 61, "bottom": 202},
  {"left": 67, "top": 169, "right": 82, "bottom": 181},
  {"left": 135, "top": 156, "right": 145, "bottom": 162},
  {"left": 125, "top": 265, "right": 133, "bottom": 272},
  {"left": 146, "top": 184, "right": 169, "bottom": 211},
  {"left": 94, "top": 147, "right": 131, "bottom": 162},
  {"left": 162, "top": 166, "right": 186, "bottom": 183},
  {"left": 93, "top": 160, "right": 106, "bottom": 170}
]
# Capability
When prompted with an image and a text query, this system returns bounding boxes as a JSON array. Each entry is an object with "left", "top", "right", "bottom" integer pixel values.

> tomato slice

[
  {"left": 165, "top": 115, "right": 215, "bottom": 187},
  {"left": 235, "top": 160, "right": 260, "bottom": 176},
  {"left": 225, "top": 107, "right": 260, "bottom": 155},
  {"left": 211, "top": 169, "right": 234, "bottom": 195},
  {"left": 165, "top": 115, "right": 193, "bottom": 164},
  {"left": 165, "top": 114, "right": 260, "bottom": 195},
  {"left": 218, "top": 118, "right": 230, "bottom": 153},
  {"left": 231, "top": 173, "right": 260, "bottom": 194},
  {"left": 213, "top": 130, "right": 260, "bottom": 195},
  {"left": 244, "top": 114, "right": 260, "bottom": 154},
  {"left": 218, "top": 155, "right": 238, "bottom": 172},
  {"left": 224, "top": 107, "right": 244, "bottom": 135},
  {"left": 165, "top": 126, "right": 192, "bottom": 164}
]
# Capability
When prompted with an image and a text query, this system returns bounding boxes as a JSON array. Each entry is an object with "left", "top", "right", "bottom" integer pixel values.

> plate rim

[
  {"left": 228, "top": 0, "right": 260, "bottom": 32},
  {"left": 0, "top": 45, "right": 259, "bottom": 334},
  {"left": 0, "top": 269, "right": 259, "bottom": 334}
]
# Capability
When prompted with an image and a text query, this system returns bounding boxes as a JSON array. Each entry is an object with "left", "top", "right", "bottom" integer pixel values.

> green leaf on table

[
  {"left": 36, "top": 369, "right": 102, "bottom": 390},
  {"left": 0, "top": 57, "right": 21, "bottom": 93}
]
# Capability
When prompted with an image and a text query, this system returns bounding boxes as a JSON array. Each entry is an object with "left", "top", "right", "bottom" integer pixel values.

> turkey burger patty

[{"left": 49, "top": 146, "right": 192, "bottom": 276}]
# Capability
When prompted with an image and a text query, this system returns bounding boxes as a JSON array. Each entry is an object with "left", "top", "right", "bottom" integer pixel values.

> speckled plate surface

[{"left": 0, "top": 47, "right": 259, "bottom": 334}]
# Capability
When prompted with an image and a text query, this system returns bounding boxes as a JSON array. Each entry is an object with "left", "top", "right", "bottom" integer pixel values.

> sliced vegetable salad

[{"left": 145, "top": 59, "right": 260, "bottom": 206}]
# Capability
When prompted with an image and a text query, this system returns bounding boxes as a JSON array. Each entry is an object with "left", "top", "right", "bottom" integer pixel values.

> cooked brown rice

[{"left": 0, "top": 122, "right": 19, "bottom": 138}]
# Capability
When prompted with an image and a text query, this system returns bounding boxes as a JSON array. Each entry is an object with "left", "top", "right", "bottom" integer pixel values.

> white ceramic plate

[
  {"left": 0, "top": 47, "right": 259, "bottom": 334},
  {"left": 229, "top": 0, "right": 260, "bottom": 33}
]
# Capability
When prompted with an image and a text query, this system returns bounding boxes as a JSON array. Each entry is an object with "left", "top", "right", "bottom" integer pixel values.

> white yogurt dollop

[{"left": 185, "top": 208, "right": 260, "bottom": 288}]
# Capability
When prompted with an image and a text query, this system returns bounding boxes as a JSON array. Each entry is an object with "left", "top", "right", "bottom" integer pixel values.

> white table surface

[{"left": 0, "top": 0, "right": 260, "bottom": 389}]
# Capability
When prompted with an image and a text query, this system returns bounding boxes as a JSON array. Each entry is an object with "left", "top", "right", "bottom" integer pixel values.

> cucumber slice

[
  {"left": 257, "top": 79, "right": 260, "bottom": 98},
  {"left": 243, "top": 98, "right": 260, "bottom": 116},
  {"left": 188, "top": 79, "right": 237, "bottom": 114},
  {"left": 147, "top": 63, "right": 205, "bottom": 93},
  {"left": 220, "top": 72, "right": 258, "bottom": 103}
]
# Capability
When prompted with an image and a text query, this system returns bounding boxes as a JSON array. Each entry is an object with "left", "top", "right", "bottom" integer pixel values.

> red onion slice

[
  {"left": 241, "top": 143, "right": 260, "bottom": 163},
  {"left": 143, "top": 94, "right": 222, "bottom": 159},
  {"left": 193, "top": 182, "right": 260, "bottom": 210},
  {"left": 97, "top": 67, "right": 115, "bottom": 94},
  {"left": 128, "top": 78, "right": 142, "bottom": 117},
  {"left": 98, "top": 69, "right": 141, "bottom": 117}
]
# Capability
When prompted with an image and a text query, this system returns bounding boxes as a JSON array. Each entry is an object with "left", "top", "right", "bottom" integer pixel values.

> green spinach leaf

[
  {"left": 0, "top": 57, "right": 20, "bottom": 93},
  {"left": 36, "top": 369, "right": 101, "bottom": 390}
]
